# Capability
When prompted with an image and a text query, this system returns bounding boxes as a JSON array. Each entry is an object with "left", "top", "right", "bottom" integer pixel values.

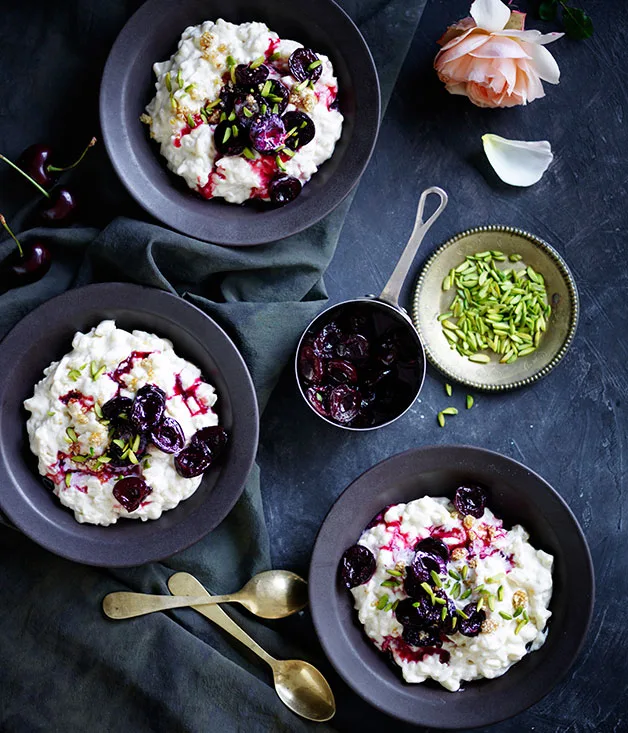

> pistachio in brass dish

[
  {"left": 340, "top": 484, "right": 554, "bottom": 692},
  {"left": 439, "top": 250, "right": 551, "bottom": 365},
  {"left": 412, "top": 225, "right": 579, "bottom": 391}
]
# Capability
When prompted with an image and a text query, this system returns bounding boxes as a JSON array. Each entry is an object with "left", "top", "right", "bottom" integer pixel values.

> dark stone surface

[{"left": 260, "top": 1, "right": 627, "bottom": 731}]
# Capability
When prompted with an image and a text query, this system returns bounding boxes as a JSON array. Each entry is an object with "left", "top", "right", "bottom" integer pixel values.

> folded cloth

[{"left": 0, "top": 1, "right": 426, "bottom": 730}]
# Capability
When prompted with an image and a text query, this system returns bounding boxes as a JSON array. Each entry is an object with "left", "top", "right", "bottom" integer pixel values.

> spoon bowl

[
  {"left": 237, "top": 570, "right": 308, "bottom": 619},
  {"left": 272, "top": 659, "right": 336, "bottom": 722}
]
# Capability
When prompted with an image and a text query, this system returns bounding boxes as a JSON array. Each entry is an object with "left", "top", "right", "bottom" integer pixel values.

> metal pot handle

[{"left": 378, "top": 186, "right": 448, "bottom": 308}]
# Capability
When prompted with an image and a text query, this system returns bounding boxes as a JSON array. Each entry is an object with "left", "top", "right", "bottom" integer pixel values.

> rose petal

[
  {"left": 482, "top": 134, "right": 553, "bottom": 186},
  {"left": 470, "top": 0, "right": 511, "bottom": 32},
  {"left": 469, "top": 36, "right": 531, "bottom": 59},
  {"left": 437, "top": 30, "right": 491, "bottom": 65},
  {"left": 493, "top": 29, "right": 564, "bottom": 45},
  {"left": 520, "top": 41, "right": 561, "bottom": 83}
]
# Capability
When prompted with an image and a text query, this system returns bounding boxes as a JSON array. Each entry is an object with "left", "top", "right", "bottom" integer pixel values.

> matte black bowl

[
  {"left": 100, "top": 0, "right": 380, "bottom": 246},
  {"left": 309, "top": 445, "right": 594, "bottom": 729},
  {"left": 0, "top": 284, "right": 259, "bottom": 567}
]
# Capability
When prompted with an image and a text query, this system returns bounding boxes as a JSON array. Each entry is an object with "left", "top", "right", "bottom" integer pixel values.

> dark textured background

[{"left": 0, "top": 0, "right": 626, "bottom": 731}]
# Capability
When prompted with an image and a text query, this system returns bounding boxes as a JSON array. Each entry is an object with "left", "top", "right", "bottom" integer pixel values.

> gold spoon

[
  {"left": 103, "top": 569, "right": 308, "bottom": 620},
  {"left": 168, "top": 572, "right": 335, "bottom": 723}
]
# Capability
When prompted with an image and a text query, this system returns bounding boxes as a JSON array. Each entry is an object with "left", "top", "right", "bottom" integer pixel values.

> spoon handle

[
  {"left": 102, "top": 591, "right": 234, "bottom": 619},
  {"left": 167, "top": 572, "right": 276, "bottom": 668},
  {"left": 379, "top": 186, "right": 448, "bottom": 308}
]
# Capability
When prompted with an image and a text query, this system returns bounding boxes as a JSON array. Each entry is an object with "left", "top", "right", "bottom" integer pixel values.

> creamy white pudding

[
  {"left": 342, "top": 490, "right": 553, "bottom": 691},
  {"left": 143, "top": 19, "right": 343, "bottom": 205},
  {"left": 24, "top": 321, "right": 225, "bottom": 526}
]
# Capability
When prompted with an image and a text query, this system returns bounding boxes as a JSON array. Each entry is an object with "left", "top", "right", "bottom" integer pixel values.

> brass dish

[{"left": 412, "top": 225, "right": 579, "bottom": 391}]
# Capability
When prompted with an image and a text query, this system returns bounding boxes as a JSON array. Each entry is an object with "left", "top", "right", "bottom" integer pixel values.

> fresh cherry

[
  {"left": 269, "top": 175, "right": 302, "bottom": 206},
  {"left": 282, "top": 111, "right": 315, "bottom": 150},
  {"left": 0, "top": 214, "right": 51, "bottom": 290},
  {"left": 112, "top": 476, "right": 152, "bottom": 513},
  {"left": 39, "top": 188, "right": 77, "bottom": 226},
  {"left": 18, "top": 136, "right": 96, "bottom": 189},
  {"left": 18, "top": 144, "right": 55, "bottom": 188},
  {"left": 249, "top": 114, "right": 286, "bottom": 154}
]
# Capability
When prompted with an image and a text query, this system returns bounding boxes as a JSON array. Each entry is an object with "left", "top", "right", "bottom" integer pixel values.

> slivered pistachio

[
  {"left": 242, "top": 147, "right": 256, "bottom": 160},
  {"left": 476, "top": 597, "right": 484, "bottom": 612},
  {"left": 276, "top": 155, "right": 287, "bottom": 172},
  {"left": 466, "top": 394, "right": 474, "bottom": 410},
  {"left": 71, "top": 455, "right": 87, "bottom": 463},
  {"left": 445, "top": 383, "right": 453, "bottom": 397},
  {"left": 47, "top": 411, "right": 55, "bottom": 417},
  {"left": 515, "top": 618, "right": 528, "bottom": 635},
  {"left": 68, "top": 369, "right": 82, "bottom": 382},
  {"left": 441, "top": 407, "right": 458, "bottom": 416},
  {"left": 430, "top": 570, "right": 443, "bottom": 588},
  {"left": 487, "top": 595, "right": 496, "bottom": 612},
  {"left": 268, "top": 51, "right": 282, "bottom": 61},
  {"left": 451, "top": 582, "right": 461, "bottom": 599},
  {"left": 386, "top": 569, "right": 403, "bottom": 577},
  {"left": 420, "top": 582, "right": 436, "bottom": 604},
  {"left": 66, "top": 427, "right": 78, "bottom": 442},
  {"left": 381, "top": 579, "right": 400, "bottom": 588},
  {"left": 456, "top": 608, "right": 470, "bottom": 620},
  {"left": 383, "top": 601, "right": 395, "bottom": 612},
  {"left": 260, "top": 80, "right": 272, "bottom": 97},
  {"left": 308, "top": 60, "right": 322, "bottom": 70},
  {"left": 499, "top": 611, "right": 512, "bottom": 620},
  {"left": 112, "top": 438, "right": 125, "bottom": 450},
  {"left": 441, "top": 606, "right": 448, "bottom": 621},
  {"left": 461, "top": 565, "right": 469, "bottom": 580},
  {"left": 439, "top": 252, "right": 551, "bottom": 364},
  {"left": 64, "top": 473, "right": 72, "bottom": 487},
  {"left": 222, "top": 127, "right": 232, "bottom": 144},
  {"left": 98, "top": 456, "right": 111, "bottom": 464},
  {"left": 448, "top": 569, "right": 461, "bottom": 580},
  {"left": 434, "top": 597, "right": 446, "bottom": 605},
  {"left": 437, "top": 411, "right": 446, "bottom": 428},
  {"left": 460, "top": 588, "right": 472, "bottom": 600},
  {"left": 452, "top": 615, "right": 458, "bottom": 630},
  {"left": 513, "top": 606, "right": 523, "bottom": 618},
  {"left": 127, "top": 450, "right": 138, "bottom": 465},
  {"left": 497, "top": 585, "right": 504, "bottom": 602},
  {"left": 164, "top": 72, "right": 172, "bottom": 92},
  {"left": 376, "top": 595, "right": 389, "bottom": 610},
  {"left": 250, "top": 55, "right": 266, "bottom": 69}
]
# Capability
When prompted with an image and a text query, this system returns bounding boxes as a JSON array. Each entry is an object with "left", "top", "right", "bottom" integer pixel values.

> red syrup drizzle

[
  {"left": 266, "top": 37, "right": 281, "bottom": 58},
  {"left": 174, "top": 113, "right": 204, "bottom": 147},
  {"left": 249, "top": 154, "right": 282, "bottom": 199},
  {"left": 59, "top": 390, "right": 94, "bottom": 410},
  {"left": 109, "top": 351, "right": 152, "bottom": 388},
  {"left": 316, "top": 84, "right": 338, "bottom": 110},
  {"left": 382, "top": 636, "right": 451, "bottom": 665},
  {"left": 380, "top": 519, "right": 415, "bottom": 553},
  {"left": 430, "top": 525, "right": 468, "bottom": 552},
  {"left": 172, "top": 373, "right": 209, "bottom": 417}
]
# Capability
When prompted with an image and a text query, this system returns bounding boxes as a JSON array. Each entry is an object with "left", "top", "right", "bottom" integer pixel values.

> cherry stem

[
  {"left": 0, "top": 214, "right": 24, "bottom": 258},
  {"left": 0, "top": 153, "right": 50, "bottom": 199},
  {"left": 48, "top": 136, "right": 97, "bottom": 173}
]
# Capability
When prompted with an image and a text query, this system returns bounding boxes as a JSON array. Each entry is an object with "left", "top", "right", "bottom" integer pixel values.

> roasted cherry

[
  {"left": 113, "top": 476, "right": 152, "bottom": 513},
  {"left": 327, "top": 359, "right": 358, "bottom": 384},
  {"left": 329, "top": 384, "right": 360, "bottom": 423},
  {"left": 191, "top": 426, "right": 228, "bottom": 459},
  {"left": 298, "top": 345, "right": 325, "bottom": 383},
  {"left": 415, "top": 537, "right": 450, "bottom": 565},
  {"left": 130, "top": 384, "right": 166, "bottom": 433},
  {"left": 260, "top": 79, "right": 289, "bottom": 115},
  {"left": 334, "top": 334, "right": 369, "bottom": 361},
  {"left": 249, "top": 114, "right": 286, "bottom": 154},
  {"left": 269, "top": 175, "right": 302, "bottom": 206},
  {"left": 214, "top": 120, "right": 247, "bottom": 156},
  {"left": 458, "top": 602, "right": 486, "bottom": 637},
  {"left": 402, "top": 624, "right": 443, "bottom": 649},
  {"left": 39, "top": 188, "right": 77, "bottom": 226},
  {"left": 289, "top": 48, "right": 323, "bottom": 82},
  {"left": 340, "top": 544, "right": 376, "bottom": 588},
  {"left": 454, "top": 484, "right": 489, "bottom": 519},
  {"left": 109, "top": 424, "right": 147, "bottom": 466},
  {"left": 102, "top": 396, "right": 133, "bottom": 425},
  {"left": 282, "top": 111, "right": 315, "bottom": 150},
  {"left": 235, "top": 62, "right": 269, "bottom": 86},
  {"left": 305, "top": 385, "right": 330, "bottom": 417},
  {"left": 175, "top": 442, "right": 213, "bottom": 478},
  {"left": 233, "top": 93, "right": 263, "bottom": 127},
  {"left": 150, "top": 417, "right": 185, "bottom": 454},
  {"left": 312, "top": 323, "right": 342, "bottom": 357}
]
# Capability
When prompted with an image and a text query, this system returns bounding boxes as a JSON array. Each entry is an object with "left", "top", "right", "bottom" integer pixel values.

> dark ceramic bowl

[
  {"left": 100, "top": 0, "right": 380, "bottom": 246},
  {"left": 0, "top": 283, "right": 259, "bottom": 567},
  {"left": 309, "top": 445, "right": 594, "bottom": 729}
]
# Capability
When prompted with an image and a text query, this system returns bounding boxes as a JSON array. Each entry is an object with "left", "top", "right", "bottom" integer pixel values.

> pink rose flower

[{"left": 434, "top": 0, "right": 563, "bottom": 108}]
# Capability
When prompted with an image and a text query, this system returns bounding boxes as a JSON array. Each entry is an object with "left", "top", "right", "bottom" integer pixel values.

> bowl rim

[
  {"left": 411, "top": 225, "right": 580, "bottom": 391},
  {"left": 0, "top": 283, "right": 259, "bottom": 566},
  {"left": 308, "top": 444, "right": 595, "bottom": 729},
  {"left": 99, "top": 0, "right": 381, "bottom": 246}
]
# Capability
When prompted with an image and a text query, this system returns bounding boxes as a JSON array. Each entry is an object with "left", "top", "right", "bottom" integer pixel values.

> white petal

[
  {"left": 482, "top": 134, "right": 553, "bottom": 186},
  {"left": 470, "top": 0, "right": 511, "bottom": 31},
  {"left": 521, "top": 41, "right": 561, "bottom": 83},
  {"left": 494, "top": 29, "right": 564, "bottom": 44}
]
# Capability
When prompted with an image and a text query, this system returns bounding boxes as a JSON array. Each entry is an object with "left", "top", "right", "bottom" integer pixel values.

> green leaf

[
  {"left": 539, "top": 0, "right": 558, "bottom": 21},
  {"left": 562, "top": 5, "right": 594, "bottom": 39}
]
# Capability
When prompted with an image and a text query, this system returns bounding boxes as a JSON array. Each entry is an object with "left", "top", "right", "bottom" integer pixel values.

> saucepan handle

[{"left": 378, "top": 186, "right": 448, "bottom": 308}]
